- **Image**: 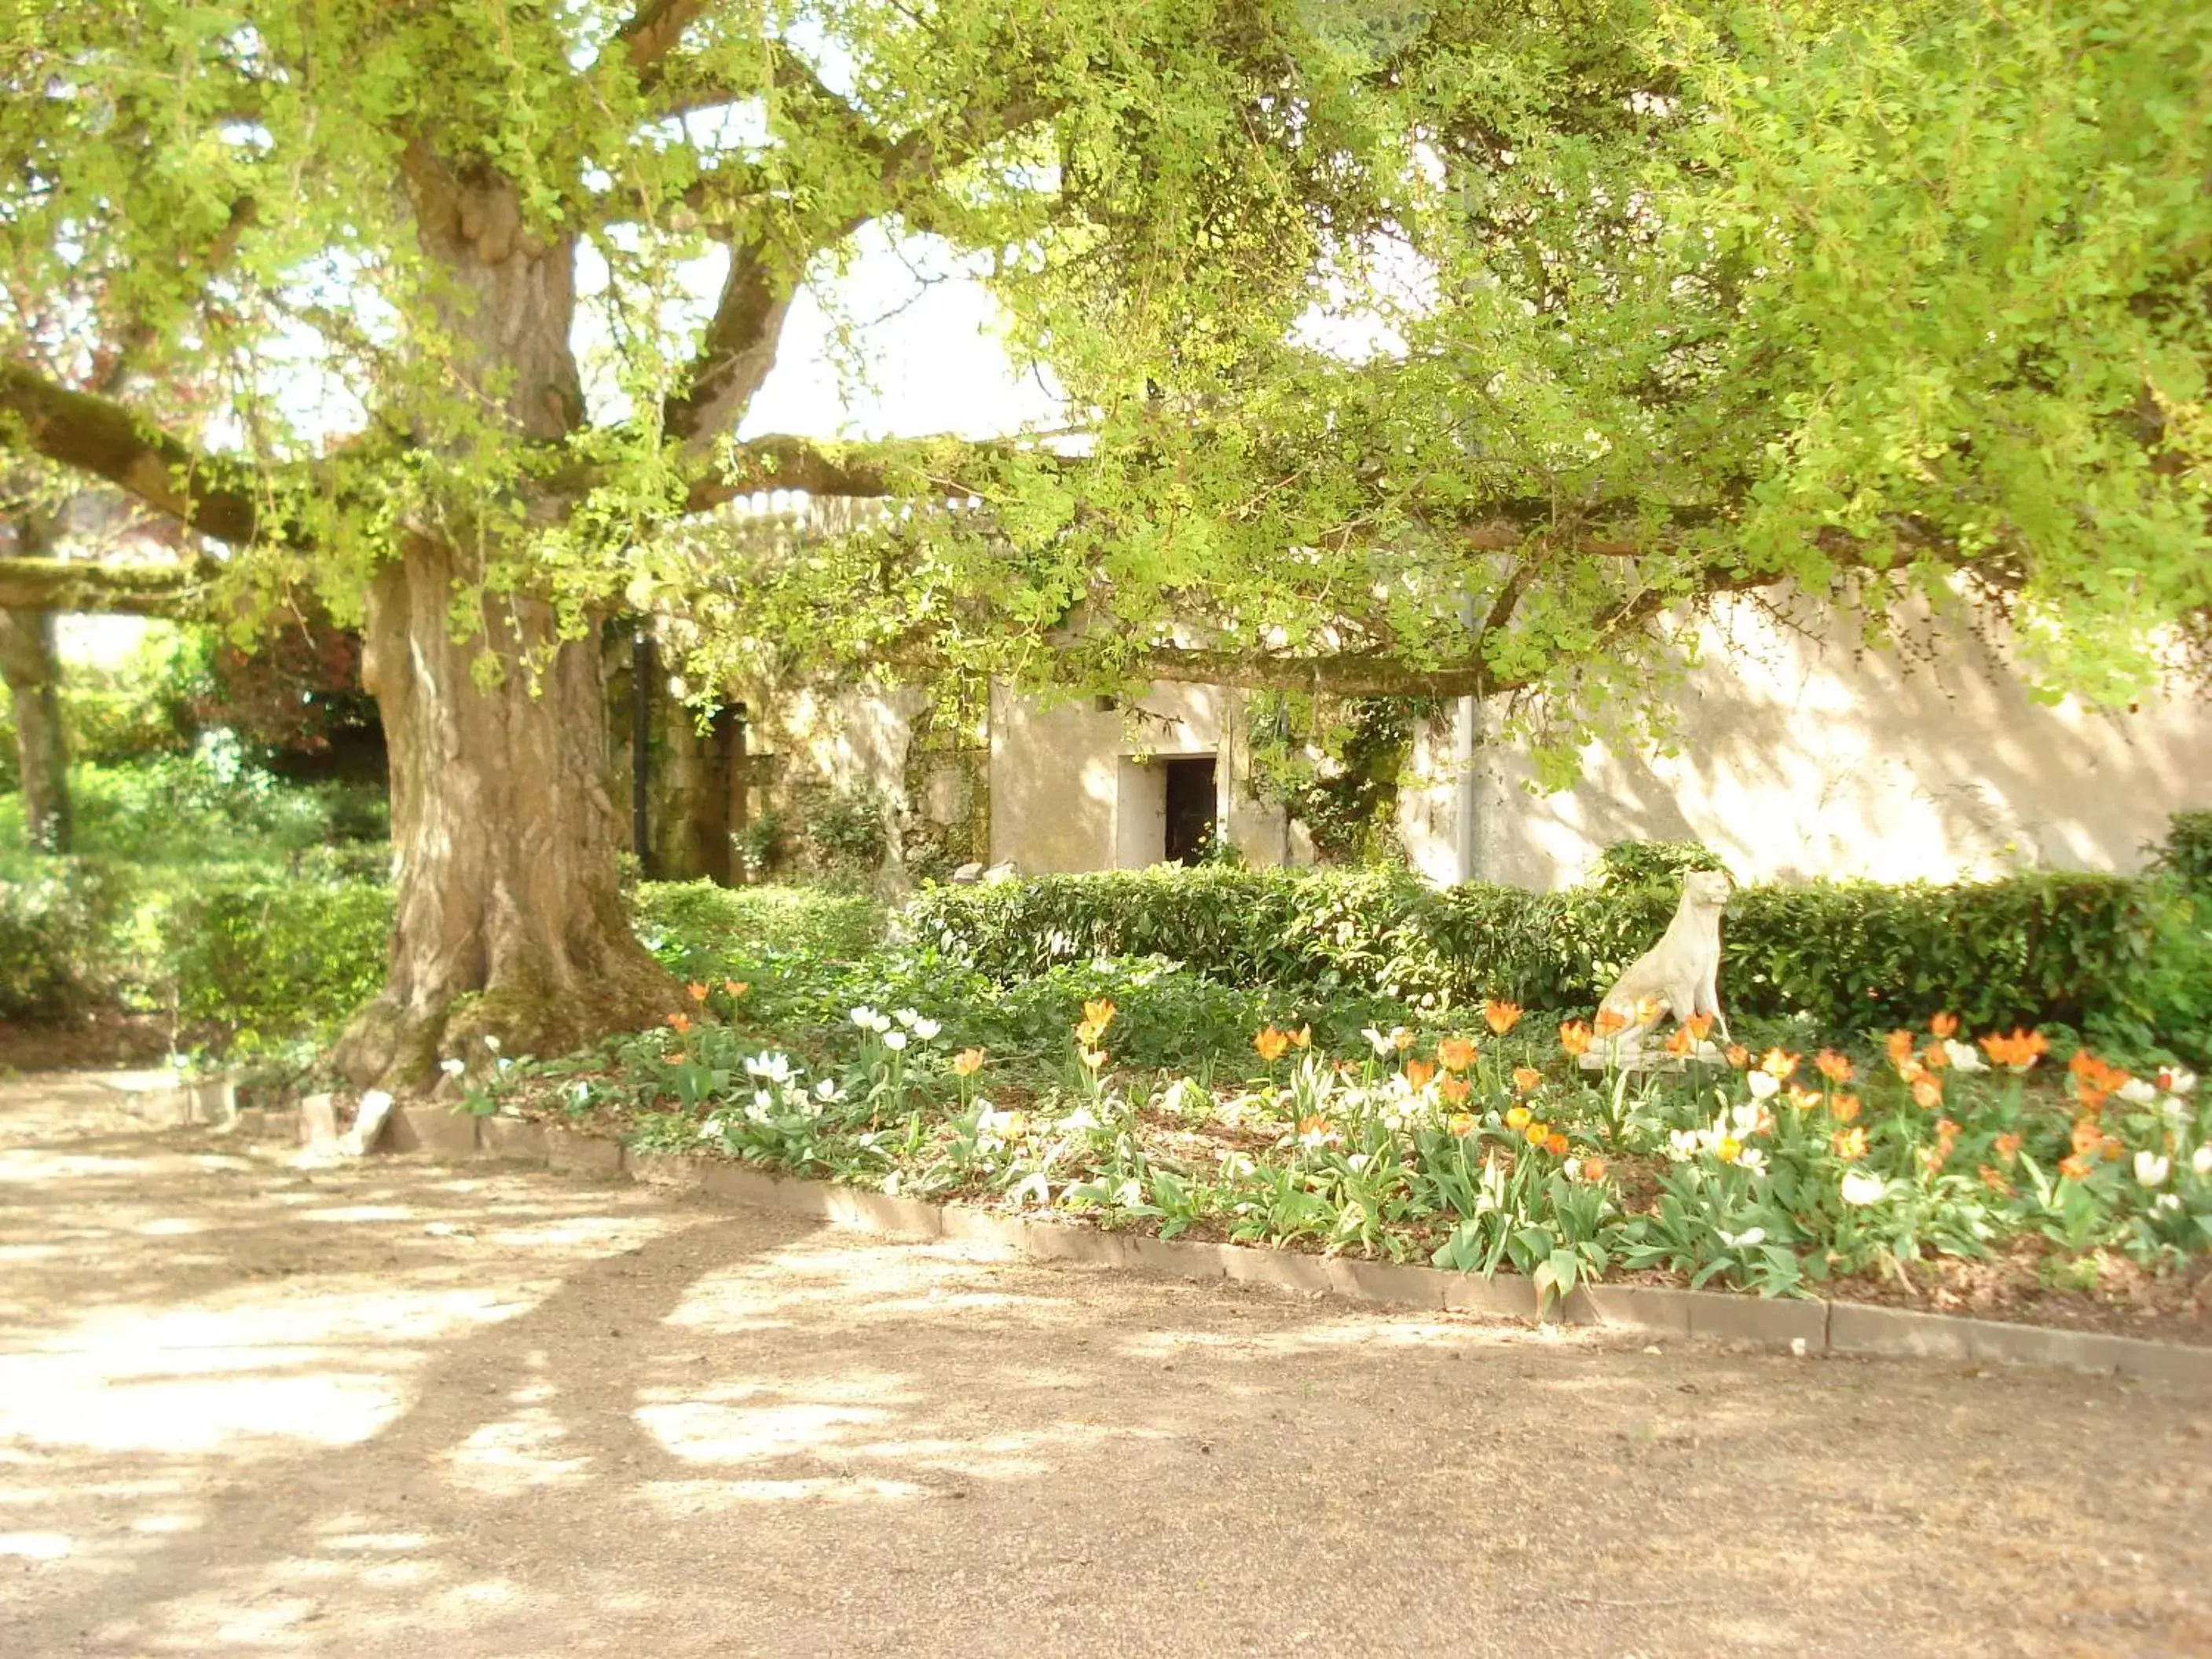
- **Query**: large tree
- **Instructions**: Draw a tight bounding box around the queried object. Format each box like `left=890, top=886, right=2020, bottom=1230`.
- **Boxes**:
left=3, top=2, right=2207, bottom=1083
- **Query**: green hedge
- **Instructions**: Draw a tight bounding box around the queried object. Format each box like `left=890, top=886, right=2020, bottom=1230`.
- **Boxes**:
left=632, top=881, right=885, bottom=977
left=905, top=837, right=2212, bottom=1060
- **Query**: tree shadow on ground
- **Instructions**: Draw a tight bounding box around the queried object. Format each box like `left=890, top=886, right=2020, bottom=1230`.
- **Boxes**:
left=4, top=1103, right=2209, bottom=1656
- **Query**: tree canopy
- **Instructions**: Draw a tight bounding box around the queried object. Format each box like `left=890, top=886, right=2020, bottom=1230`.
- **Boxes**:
left=5, top=2, right=2206, bottom=745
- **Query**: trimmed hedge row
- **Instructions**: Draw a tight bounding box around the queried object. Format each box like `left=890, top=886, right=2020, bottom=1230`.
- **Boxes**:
left=904, top=850, right=2212, bottom=1059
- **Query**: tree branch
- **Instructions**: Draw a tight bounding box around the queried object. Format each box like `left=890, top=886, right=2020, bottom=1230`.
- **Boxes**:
left=0, top=364, right=267, bottom=548
left=618, top=0, right=713, bottom=91
left=0, top=554, right=221, bottom=617
left=662, top=240, right=803, bottom=448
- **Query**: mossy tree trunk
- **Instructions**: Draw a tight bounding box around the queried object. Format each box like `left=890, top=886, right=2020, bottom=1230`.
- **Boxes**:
left=0, top=512, right=69, bottom=853
left=330, top=537, right=676, bottom=1091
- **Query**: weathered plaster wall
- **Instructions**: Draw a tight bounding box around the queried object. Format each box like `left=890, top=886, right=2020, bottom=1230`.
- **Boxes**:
left=988, top=683, right=1300, bottom=873
left=1416, top=595, right=2212, bottom=891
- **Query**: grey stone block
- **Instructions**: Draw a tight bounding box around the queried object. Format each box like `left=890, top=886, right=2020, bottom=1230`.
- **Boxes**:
left=390, top=1103, right=480, bottom=1158
left=939, top=1206, right=1025, bottom=1250
left=301, top=1093, right=341, bottom=1150
left=1437, top=1271, right=1541, bottom=1321
left=187, top=1075, right=236, bottom=1126
left=1021, top=1222, right=1127, bottom=1267
left=1826, top=1302, right=2212, bottom=1384
left=820, top=1186, right=943, bottom=1238
left=544, top=1126, right=624, bottom=1176
left=1334, top=1258, right=1448, bottom=1310
left=699, top=1160, right=819, bottom=1215
left=479, top=1116, right=549, bottom=1163
left=1121, top=1234, right=1232, bottom=1282
left=1573, top=1282, right=1695, bottom=1336
left=624, top=1149, right=705, bottom=1190
left=1682, top=1288, right=1829, bottom=1350
left=1220, top=1247, right=1335, bottom=1298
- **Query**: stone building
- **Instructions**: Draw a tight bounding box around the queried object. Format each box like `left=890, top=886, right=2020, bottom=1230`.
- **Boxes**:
left=632, top=507, right=2210, bottom=888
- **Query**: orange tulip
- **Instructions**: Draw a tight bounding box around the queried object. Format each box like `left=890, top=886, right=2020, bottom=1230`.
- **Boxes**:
left=665, top=1011, right=693, bottom=1035
left=1929, top=1011, right=1959, bottom=1040
left=953, top=1047, right=986, bottom=1079
left=2058, top=1153, right=2093, bottom=1181
left=1440, top=1075, right=1470, bottom=1104
left=1979, top=1027, right=2049, bottom=1071
left=1484, top=999, right=1523, bottom=1036
left=1993, top=1131, right=2022, bottom=1165
left=1921, top=1042, right=1949, bottom=1072
left=1437, top=1035, right=1478, bottom=1072
left=1760, top=1048, right=1799, bottom=1081
left=1978, top=1164, right=2012, bottom=1194
left=1558, top=1020, right=1593, bottom=1057
left=1512, top=1065, right=1544, bottom=1094
left=1785, top=1084, right=1822, bottom=1113
left=2099, top=1135, right=2124, bottom=1163
left=1446, top=1111, right=1475, bottom=1137
left=1910, top=1076, right=1943, bottom=1110
left=1832, top=1126, right=1868, bottom=1160
left=1885, top=1030, right=1917, bottom=1069
left=2070, top=1119, right=2102, bottom=1157
left=1664, top=1026, right=1694, bottom=1057
left=1725, top=1044, right=1750, bottom=1069
left=687, top=981, right=709, bottom=1002
left=1683, top=1012, right=1715, bottom=1042
left=723, top=980, right=749, bottom=998
left=1404, top=1058, right=1437, bottom=1090
left=1594, top=1008, right=1628, bottom=1037
left=1544, top=1131, right=1569, bottom=1157
left=1580, top=1156, right=1610, bottom=1184
left=1289, top=1026, right=1313, bottom=1049
left=1815, top=1049, right=1854, bottom=1083
left=1829, top=1092, right=1862, bottom=1123
left=1253, top=1027, right=1291, bottom=1063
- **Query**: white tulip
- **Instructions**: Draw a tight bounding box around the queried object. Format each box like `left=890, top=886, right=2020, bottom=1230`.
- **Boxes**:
left=2118, top=1078, right=2159, bottom=1106
left=1941, top=1040, right=1986, bottom=1073
left=1840, top=1170, right=1886, bottom=1207
left=1747, top=1071, right=1780, bottom=1101
left=912, top=1017, right=943, bottom=1041
left=883, top=1030, right=908, bottom=1052
left=2133, top=1151, right=2170, bottom=1188
left=2157, top=1066, right=2197, bottom=1097
left=2193, top=1144, right=2212, bottom=1177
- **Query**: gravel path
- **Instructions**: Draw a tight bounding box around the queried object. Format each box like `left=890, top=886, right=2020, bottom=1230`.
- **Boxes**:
left=2, top=1073, right=2207, bottom=1657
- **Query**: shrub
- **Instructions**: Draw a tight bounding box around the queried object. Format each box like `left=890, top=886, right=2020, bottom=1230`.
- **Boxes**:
left=632, top=881, right=885, bottom=979
left=0, top=861, right=130, bottom=1021
left=906, top=833, right=2212, bottom=1061
left=2152, top=811, right=2212, bottom=891
left=161, top=865, right=394, bottom=1050
left=803, top=787, right=891, bottom=878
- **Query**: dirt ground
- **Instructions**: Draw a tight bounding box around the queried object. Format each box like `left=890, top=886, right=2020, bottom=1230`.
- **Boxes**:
left=2, top=1074, right=2208, bottom=1658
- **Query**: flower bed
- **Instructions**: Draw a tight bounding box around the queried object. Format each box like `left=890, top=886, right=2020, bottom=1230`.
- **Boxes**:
left=470, top=980, right=2212, bottom=1335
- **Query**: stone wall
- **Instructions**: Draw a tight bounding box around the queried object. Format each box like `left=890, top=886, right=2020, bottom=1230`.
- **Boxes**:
left=987, top=683, right=1304, bottom=873
left=1397, top=593, right=2212, bottom=889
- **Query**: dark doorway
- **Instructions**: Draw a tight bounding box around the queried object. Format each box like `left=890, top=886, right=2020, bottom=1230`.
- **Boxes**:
left=1163, top=756, right=1218, bottom=866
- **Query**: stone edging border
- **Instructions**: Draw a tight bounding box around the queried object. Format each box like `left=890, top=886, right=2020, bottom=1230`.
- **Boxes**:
left=222, top=1097, right=2209, bottom=1387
